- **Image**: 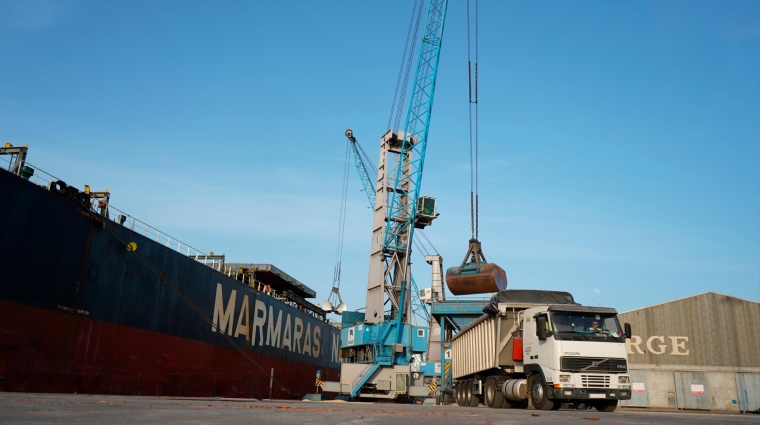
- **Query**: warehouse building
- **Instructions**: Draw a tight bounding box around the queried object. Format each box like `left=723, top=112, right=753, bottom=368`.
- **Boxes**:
left=617, top=292, right=760, bottom=412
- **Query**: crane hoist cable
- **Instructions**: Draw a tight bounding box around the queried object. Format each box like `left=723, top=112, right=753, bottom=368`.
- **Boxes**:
left=323, top=141, right=351, bottom=314
left=388, top=0, right=425, bottom=131
left=467, top=0, right=479, bottom=240
left=445, top=0, right=508, bottom=296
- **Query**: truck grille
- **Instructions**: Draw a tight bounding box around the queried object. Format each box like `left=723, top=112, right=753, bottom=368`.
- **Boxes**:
left=560, top=357, right=627, bottom=372
left=582, top=375, right=611, bottom=388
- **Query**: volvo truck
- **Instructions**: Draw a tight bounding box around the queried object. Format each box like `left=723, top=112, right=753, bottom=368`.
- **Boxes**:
left=451, top=290, right=632, bottom=412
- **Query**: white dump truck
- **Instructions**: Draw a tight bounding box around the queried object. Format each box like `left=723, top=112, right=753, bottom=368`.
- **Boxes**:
left=451, top=290, right=632, bottom=412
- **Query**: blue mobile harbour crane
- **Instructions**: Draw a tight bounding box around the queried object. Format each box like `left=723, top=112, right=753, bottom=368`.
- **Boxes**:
left=320, top=0, right=506, bottom=402
left=318, top=0, right=449, bottom=401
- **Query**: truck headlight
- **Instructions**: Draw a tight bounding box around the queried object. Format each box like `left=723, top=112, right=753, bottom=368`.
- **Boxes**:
left=618, top=376, right=630, bottom=384
left=559, top=375, right=571, bottom=383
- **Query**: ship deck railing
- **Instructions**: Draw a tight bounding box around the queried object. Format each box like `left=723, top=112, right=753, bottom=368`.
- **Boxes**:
left=1, top=155, right=60, bottom=191
left=4, top=155, right=327, bottom=321
left=220, top=268, right=328, bottom=322
left=1, top=155, right=225, bottom=272
left=106, top=204, right=220, bottom=268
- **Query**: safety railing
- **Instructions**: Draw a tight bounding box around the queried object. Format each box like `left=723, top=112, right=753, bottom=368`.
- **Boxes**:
left=4, top=154, right=327, bottom=321
left=105, top=204, right=215, bottom=266
left=221, top=268, right=328, bottom=322
left=1, top=154, right=222, bottom=270
left=1, top=156, right=62, bottom=191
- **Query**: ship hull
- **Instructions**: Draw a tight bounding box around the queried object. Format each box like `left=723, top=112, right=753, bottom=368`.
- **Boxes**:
left=0, top=168, right=339, bottom=398
left=0, top=300, right=331, bottom=398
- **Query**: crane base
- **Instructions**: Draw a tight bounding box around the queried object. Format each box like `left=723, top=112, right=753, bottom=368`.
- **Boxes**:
left=445, top=263, right=508, bottom=295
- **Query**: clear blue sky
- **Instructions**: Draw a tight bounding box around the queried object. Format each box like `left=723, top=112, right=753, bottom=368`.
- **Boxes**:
left=2, top=0, right=758, bottom=315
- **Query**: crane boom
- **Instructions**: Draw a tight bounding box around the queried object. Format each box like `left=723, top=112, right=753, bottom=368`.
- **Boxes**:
left=386, top=0, right=447, bottom=259
left=344, top=129, right=376, bottom=208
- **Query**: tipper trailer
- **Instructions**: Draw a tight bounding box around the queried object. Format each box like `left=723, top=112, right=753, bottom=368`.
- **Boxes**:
left=450, top=290, right=632, bottom=412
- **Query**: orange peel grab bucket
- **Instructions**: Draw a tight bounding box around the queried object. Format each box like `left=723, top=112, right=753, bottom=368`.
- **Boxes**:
left=445, top=262, right=508, bottom=296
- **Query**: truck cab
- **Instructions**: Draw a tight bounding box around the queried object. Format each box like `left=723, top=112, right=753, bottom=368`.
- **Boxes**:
left=522, top=305, right=632, bottom=411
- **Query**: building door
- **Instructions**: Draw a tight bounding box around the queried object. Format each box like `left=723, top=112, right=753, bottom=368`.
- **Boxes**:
left=620, top=370, right=647, bottom=408
left=674, top=371, right=710, bottom=410
left=735, top=373, right=760, bottom=413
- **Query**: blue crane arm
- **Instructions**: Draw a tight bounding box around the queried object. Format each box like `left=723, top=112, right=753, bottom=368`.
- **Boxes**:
left=347, top=134, right=376, bottom=208
left=384, top=0, right=448, bottom=257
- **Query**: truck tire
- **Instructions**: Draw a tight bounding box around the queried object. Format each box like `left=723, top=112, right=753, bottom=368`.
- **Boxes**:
left=466, top=380, right=479, bottom=407
left=484, top=378, right=502, bottom=408
left=594, top=400, right=618, bottom=412
left=470, top=386, right=480, bottom=407
left=455, top=382, right=463, bottom=406
left=528, top=374, right=559, bottom=411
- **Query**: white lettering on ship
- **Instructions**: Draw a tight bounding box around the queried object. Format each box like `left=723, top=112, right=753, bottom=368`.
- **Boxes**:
left=211, top=283, right=324, bottom=359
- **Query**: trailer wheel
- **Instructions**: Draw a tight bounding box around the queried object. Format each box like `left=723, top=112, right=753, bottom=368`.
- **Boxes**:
left=463, top=380, right=472, bottom=407
left=469, top=380, right=480, bottom=407
left=528, top=374, right=559, bottom=411
left=463, top=380, right=478, bottom=407
left=455, top=382, right=463, bottom=406
left=484, top=378, right=502, bottom=408
left=594, top=400, right=618, bottom=412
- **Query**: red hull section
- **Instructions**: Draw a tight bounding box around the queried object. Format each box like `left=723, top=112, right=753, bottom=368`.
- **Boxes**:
left=0, top=300, right=336, bottom=399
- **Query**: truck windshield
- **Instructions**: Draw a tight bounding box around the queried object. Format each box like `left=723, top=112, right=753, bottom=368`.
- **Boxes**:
left=549, top=312, right=623, bottom=342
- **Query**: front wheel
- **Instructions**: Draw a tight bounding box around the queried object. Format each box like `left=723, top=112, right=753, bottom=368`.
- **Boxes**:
left=595, top=400, right=618, bottom=412
left=528, top=374, right=560, bottom=411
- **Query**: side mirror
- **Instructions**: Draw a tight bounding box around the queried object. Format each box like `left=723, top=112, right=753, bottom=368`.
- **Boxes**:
left=536, top=316, right=547, bottom=341
left=624, top=323, right=632, bottom=339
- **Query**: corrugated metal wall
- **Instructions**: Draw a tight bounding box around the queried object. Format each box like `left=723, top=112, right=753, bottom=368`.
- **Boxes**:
left=618, top=292, right=760, bottom=368
left=620, top=370, right=648, bottom=408
left=674, top=371, right=711, bottom=410
left=618, top=293, right=760, bottom=412
left=735, top=373, right=760, bottom=412
left=623, top=368, right=760, bottom=412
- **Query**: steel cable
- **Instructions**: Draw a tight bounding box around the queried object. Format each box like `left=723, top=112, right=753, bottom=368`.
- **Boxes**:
left=388, top=0, right=425, bottom=130
left=332, top=141, right=352, bottom=291
left=466, top=0, right=480, bottom=239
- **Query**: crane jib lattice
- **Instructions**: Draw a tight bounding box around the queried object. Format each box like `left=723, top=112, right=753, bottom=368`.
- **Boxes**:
left=383, top=0, right=448, bottom=259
